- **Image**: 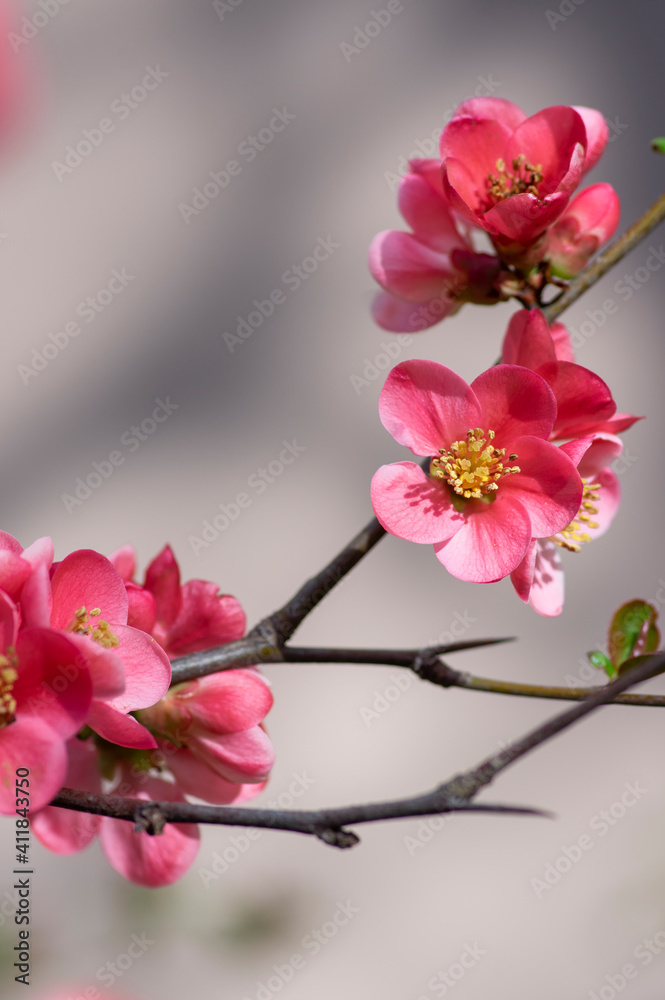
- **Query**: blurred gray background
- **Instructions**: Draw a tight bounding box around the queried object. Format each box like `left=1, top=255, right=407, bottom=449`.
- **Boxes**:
left=1, top=0, right=665, bottom=997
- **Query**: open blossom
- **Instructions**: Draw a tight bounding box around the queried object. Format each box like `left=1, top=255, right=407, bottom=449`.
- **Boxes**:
left=20, top=548, right=171, bottom=749
left=440, top=97, right=609, bottom=261
left=0, top=590, right=92, bottom=813
left=371, top=360, right=583, bottom=582
left=510, top=434, right=622, bottom=615
left=501, top=309, right=641, bottom=441
left=369, top=161, right=505, bottom=332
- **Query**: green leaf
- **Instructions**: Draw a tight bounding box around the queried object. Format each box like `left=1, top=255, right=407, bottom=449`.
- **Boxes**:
left=652, top=137, right=665, bottom=154
left=587, top=650, right=616, bottom=679
left=607, top=600, right=660, bottom=672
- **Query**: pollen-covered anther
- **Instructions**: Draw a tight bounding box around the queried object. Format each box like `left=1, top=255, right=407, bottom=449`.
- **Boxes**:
left=69, top=605, right=120, bottom=649
left=551, top=479, right=601, bottom=552
left=0, top=655, right=18, bottom=727
left=485, top=154, right=544, bottom=209
left=430, top=428, right=520, bottom=500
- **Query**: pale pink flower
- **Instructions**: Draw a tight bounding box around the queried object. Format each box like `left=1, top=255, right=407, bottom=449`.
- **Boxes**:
left=544, top=183, right=620, bottom=277
left=371, top=360, right=582, bottom=582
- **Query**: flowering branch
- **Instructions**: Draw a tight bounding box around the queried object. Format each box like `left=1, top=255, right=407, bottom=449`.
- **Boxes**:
left=50, top=652, right=665, bottom=846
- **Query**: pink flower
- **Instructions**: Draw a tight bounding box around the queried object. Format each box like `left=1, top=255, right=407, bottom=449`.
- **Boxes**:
left=440, top=98, right=608, bottom=258
left=20, top=549, right=171, bottom=750
left=369, top=161, right=505, bottom=332
left=0, top=591, right=92, bottom=814
left=544, top=183, right=620, bottom=277
left=501, top=309, right=641, bottom=439
left=110, top=544, right=246, bottom=658
left=371, top=360, right=583, bottom=582
left=511, top=434, right=622, bottom=615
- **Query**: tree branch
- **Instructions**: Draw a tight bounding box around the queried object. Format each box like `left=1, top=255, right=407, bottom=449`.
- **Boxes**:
left=50, top=653, right=665, bottom=846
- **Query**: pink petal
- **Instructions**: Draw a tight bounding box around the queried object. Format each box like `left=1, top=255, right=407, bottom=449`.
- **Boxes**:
left=501, top=309, right=557, bottom=368
left=0, top=551, right=30, bottom=600
left=166, top=583, right=246, bottom=656
left=15, top=629, right=92, bottom=738
left=442, top=158, right=491, bottom=229
left=398, top=173, right=466, bottom=252
left=371, top=462, right=464, bottom=544
left=499, top=435, right=582, bottom=537
left=470, top=365, right=556, bottom=443
left=101, top=625, right=171, bottom=713
left=63, top=632, right=125, bottom=700
left=550, top=321, right=576, bottom=362
left=369, top=230, right=460, bottom=303
left=452, top=97, right=527, bottom=132
left=0, top=716, right=67, bottom=814
left=570, top=412, right=642, bottom=436
left=547, top=183, right=620, bottom=276
left=379, top=360, right=481, bottom=456
left=50, top=550, right=129, bottom=629
left=589, top=466, right=620, bottom=538
left=109, top=543, right=136, bottom=582
left=539, top=360, right=616, bottom=439
left=528, top=540, right=565, bottom=617
left=440, top=117, right=514, bottom=206
left=510, top=539, right=538, bottom=603
left=0, top=589, right=18, bottom=649
left=86, top=701, right=158, bottom=749
left=506, top=106, right=588, bottom=190
left=175, top=670, right=273, bottom=734
left=371, top=290, right=458, bottom=333
left=576, top=433, right=623, bottom=476
left=144, top=545, right=182, bottom=628
left=189, top=726, right=275, bottom=784
left=31, top=738, right=102, bottom=853
left=167, top=746, right=258, bottom=804
left=21, top=535, right=54, bottom=571
left=19, top=561, right=52, bottom=628
left=126, top=582, right=156, bottom=633
left=484, top=189, right=571, bottom=244
left=434, top=493, right=533, bottom=582
left=0, top=530, right=23, bottom=555
left=100, top=776, right=200, bottom=887
left=573, top=106, right=609, bottom=173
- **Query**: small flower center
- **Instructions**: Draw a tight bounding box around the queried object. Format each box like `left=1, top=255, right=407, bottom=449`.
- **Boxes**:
left=430, top=427, right=521, bottom=500
left=0, top=650, right=18, bottom=728
left=70, top=606, right=119, bottom=649
left=485, top=154, right=544, bottom=208
left=551, top=479, right=601, bottom=552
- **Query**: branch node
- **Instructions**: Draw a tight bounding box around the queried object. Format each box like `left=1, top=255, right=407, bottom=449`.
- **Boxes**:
left=134, top=804, right=167, bottom=836
left=315, top=827, right=360, bottom=849
left=413, top=652, right=461, bottom=687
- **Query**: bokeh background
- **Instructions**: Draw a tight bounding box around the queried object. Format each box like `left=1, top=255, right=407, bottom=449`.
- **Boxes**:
left=1, top=0, right=665, bottom=997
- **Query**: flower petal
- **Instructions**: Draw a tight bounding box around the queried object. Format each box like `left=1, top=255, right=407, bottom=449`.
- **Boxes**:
left=31, top=738, right=102, bottom=853
left=0, top=716, right=67, bottom=814
left=50, top=550, right=129, bottom=629
left=379, top=360, right=481, bottom=456
left=499, top=435, right=582, bottom=537
left=397, top=172, right=466, bottom=252
left=189, top=726, right=275, bottom=784
left=470, top=365, right=556, bottom=443
left=101, top=625, right=171, bottom=713
left=528, top=540, right=565, bottom=617
left=501, top=309, right=557, bottom=369
left=166, top=583, right=246, bottom=657
left=433, top=493, right=532, bottom=582
left=144, top=545, right=182, bottom=628
left=371, top=462, right=464, bottom=544
left=573, top=106, right=609, bottom=173
left=369, top=230, right=459, bottom=302
left=371, top=290, right=457, bottom=332
left=86, top=701, right=158, bottom=749
left=452, top=97, right=527, bottom=132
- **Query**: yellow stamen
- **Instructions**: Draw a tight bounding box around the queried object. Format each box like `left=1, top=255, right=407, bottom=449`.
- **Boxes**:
left=485, top=155, right=544, bottom=209
left=551, top=480, right=601, bottom=552
left=0, top=652, right=18, bottom=728
left=69, top=606, right=119, bottom=649
left=430, top=427, right=520, bottom=500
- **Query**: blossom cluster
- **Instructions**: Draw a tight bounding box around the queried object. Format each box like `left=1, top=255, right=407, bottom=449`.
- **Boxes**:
left=369, top=98, right=620, bottom=331
left=0, top=538, right=272, bottom=885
